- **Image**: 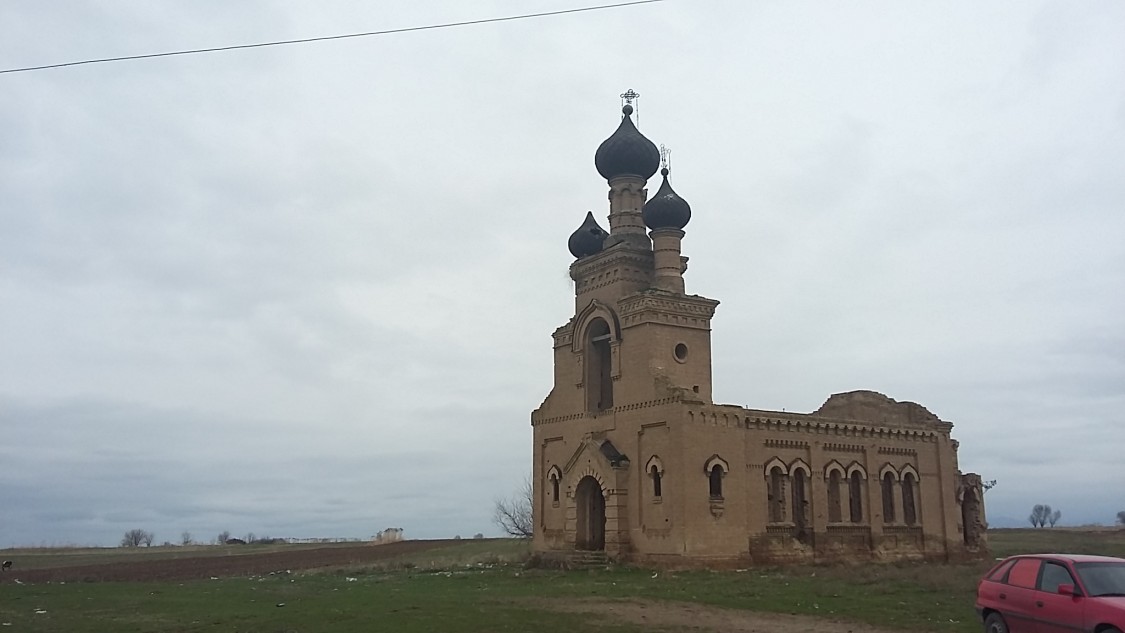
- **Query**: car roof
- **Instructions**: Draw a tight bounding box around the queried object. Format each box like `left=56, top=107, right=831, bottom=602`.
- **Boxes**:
left=1007, top=554, right=1125, bottom=564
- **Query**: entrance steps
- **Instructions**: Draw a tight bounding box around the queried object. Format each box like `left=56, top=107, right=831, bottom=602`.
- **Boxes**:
left=567, top=550, right=611, bottom=570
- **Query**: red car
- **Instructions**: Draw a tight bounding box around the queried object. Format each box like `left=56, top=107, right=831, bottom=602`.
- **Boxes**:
left=976, top=553, right=1125, bottom=633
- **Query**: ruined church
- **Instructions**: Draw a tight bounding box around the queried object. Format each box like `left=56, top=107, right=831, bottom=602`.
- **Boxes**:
left=530, top=95, right=987, bottom=564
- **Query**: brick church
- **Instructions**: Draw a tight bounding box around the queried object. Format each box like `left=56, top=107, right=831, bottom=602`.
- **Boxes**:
left=530, top=94, right=988, bottom=564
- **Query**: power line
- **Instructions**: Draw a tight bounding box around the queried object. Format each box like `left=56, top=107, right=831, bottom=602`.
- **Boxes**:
left=1, top=0, right=663, bottom=75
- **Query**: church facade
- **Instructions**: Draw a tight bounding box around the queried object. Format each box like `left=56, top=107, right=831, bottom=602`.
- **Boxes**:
left=530, top=97, right=988, bottom=565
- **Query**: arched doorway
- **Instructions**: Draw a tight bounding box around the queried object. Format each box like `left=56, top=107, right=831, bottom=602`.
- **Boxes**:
left=575, top=476, right=605, bottom=551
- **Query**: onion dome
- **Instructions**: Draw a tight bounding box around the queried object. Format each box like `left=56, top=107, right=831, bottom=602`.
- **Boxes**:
left=642, top=168, right=691, bottom=229
left=594, top=104, right=661, bottom=181
left=568, top=211, right=609, bottom=258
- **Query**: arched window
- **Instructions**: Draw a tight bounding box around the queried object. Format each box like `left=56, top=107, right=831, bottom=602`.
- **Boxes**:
left=768, top=466, right=786, bottom=522
left=881, top=472, right=897, bottom=523
left=651, top=465, right=662, bottom=498
left=791, top=468, right=809, bottom=531
left=902, top=473, right=918, bottom=525
left=585, top=318, right=614, bottom=412
left=848, top=471, right=864, bottom=523
left=709, top=465, right=724, bottom=499
left=547, top=468, right=561, bottom=506
left=827, top=470, right=843, bottom=523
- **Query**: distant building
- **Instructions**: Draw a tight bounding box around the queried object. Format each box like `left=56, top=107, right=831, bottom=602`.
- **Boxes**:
left=373, top=528, right=404, bottom=544
left=531, top=97, right=987, bottom=565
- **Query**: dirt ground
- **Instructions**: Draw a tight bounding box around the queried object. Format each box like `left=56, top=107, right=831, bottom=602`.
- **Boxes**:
left=538, top=598, right=902, bottom=633
left=0, top=539, right=458, bottom=584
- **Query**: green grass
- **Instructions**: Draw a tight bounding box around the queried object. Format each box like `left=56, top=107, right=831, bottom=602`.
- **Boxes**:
left=986, top=527, right=1125, bottom=558
left=0, top=571, right=643, bottom=633
left=2, top=529, right=1122, bottom=633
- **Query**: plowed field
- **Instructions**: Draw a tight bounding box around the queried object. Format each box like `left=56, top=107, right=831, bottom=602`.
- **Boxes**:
left=0, top=539, right=460, bottom=584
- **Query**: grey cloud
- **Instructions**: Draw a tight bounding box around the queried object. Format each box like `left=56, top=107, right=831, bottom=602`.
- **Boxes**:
left=2, top=1, right=1123, bottom=545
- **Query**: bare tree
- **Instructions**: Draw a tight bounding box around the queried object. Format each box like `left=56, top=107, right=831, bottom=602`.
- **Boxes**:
left=1117, top=510, right=1125, bottom=526
left=181, top=531, right=192, bottom=546
left=120, top=529, right=154, bottom=548
left=1048, top=509, right=1061, bottom=527
left=1029, top=504, right=1053, bottom=528
left=493, top=476, right=533, bottom=538
left=216, top=530, right=231, bottom=545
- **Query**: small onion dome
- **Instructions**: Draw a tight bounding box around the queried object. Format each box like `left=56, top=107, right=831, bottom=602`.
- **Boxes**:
left=568, top=211, right=609, bottom=258
left=594, top=104, right=661, bottom=181
left=642, top=168, right=691, bottom=229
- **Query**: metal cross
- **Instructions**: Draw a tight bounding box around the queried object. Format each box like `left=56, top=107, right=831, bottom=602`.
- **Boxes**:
left=620, top=89, right=640, bottom=105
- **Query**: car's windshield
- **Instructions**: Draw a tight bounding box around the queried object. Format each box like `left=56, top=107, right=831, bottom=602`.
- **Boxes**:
left=1075, top=562, right=1125, bottom=597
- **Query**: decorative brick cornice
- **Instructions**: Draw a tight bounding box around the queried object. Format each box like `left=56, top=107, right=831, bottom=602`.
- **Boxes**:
left=552, top=321, right=574, bottom=348
left=764, top=438, right=809, bottom=450
left=570, top=245, right=654, bottom=296
left=571, top=244, right=653, bottom=278
left=531, top=395, right=683, bottom=426
left=687, top=405, right=947, bottom=442
left=824, top=442, right=865, bottom=454
left=878, top=446, right=918, bottom=457
left=617, top=291, right=719, bottom=330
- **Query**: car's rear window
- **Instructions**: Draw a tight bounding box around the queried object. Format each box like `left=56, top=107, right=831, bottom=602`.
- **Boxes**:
left=988, top=559, right=1016, bottom=581
left=1007, top=558, right=1041, bottom=588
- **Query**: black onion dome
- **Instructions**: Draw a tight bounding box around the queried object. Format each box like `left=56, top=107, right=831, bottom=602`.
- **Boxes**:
left=594, top=104, right=661, bottom=181
left=642, top=168, right=691, bottom=229
left=568, top=211, right=609, bottom=258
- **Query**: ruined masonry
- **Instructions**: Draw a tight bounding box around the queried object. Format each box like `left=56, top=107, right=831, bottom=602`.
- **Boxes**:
left=531, top=98, right=987, bottom=564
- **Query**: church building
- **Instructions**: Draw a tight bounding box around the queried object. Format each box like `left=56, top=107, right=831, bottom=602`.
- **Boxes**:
left=530, top=95, right=988, bottom=564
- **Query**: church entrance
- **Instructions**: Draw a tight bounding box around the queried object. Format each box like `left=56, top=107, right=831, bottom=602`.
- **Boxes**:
left=575, top=476, right=605, bottom=551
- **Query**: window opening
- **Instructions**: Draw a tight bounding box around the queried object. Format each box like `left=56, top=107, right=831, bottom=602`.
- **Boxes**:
left=902, top=473, right=917, bottom=525
left=709, top=465, right=723, bottom=499
left=651, top=465, right=662, bottom=498
left=585, top=319, right=614, bottom=412
left=1007, top=558, right=1041, bottom=589
left=881, top=472, right=896, bottom=523
left=827, top=470, right=843, bottom=523
left=792, top=469, right=809, bottom=536
left=1039, top=562, right=1075, bottom=594
left=768, top=466, right=786, bottom=522
left=848, top=471, right=864, bottom=523
left=673, top=343, right=688, bottom=362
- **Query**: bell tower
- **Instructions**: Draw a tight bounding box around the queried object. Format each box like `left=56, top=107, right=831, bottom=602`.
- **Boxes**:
left=537, top=93, right=719, bottom=420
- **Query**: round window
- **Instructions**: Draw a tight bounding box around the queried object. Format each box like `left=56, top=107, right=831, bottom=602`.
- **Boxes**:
left=674, top=343, right=689, bottom=363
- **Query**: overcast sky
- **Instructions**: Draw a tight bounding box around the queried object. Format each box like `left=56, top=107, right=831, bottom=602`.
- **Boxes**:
left=1, top=0, right=1122, bottom=548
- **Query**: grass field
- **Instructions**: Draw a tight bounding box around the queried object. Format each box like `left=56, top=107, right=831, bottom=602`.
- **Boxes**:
left=1, top=529, right=1122, bottom=632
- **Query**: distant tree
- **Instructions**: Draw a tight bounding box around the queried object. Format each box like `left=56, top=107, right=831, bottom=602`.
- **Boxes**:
left=1048, top=509, right=1061, bottom=527
left=142, top=531, right=155, bottom=547
left=216, top=530, right=231, bottom=545
left=1029, top=504, right=1053, bottom=528
left=982, top=480, right=998, bottom=493
left=1118, top=510, right=1125, bottom=526
left=120, top=529, right=154, bottom=548
left=453, top=535, right=461, bottom=540
left=181, top=532, right=192, bottom=546
left=473, top=533, right=484, bottom=539
left=493, top=476, right=533, bottom=538
left=245, top=532, right=256, bottom=544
